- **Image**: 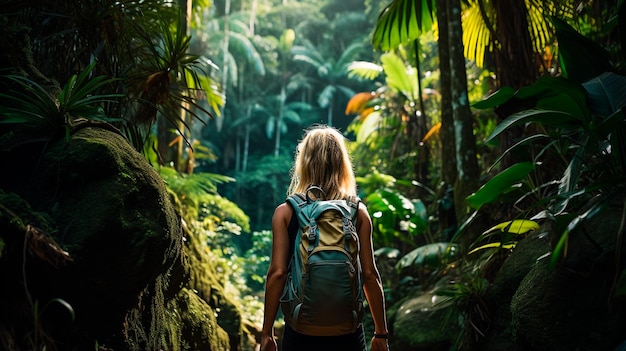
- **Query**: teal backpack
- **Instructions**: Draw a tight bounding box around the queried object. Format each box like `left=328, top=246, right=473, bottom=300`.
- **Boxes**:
left=280, top=186, right=364, bottom=336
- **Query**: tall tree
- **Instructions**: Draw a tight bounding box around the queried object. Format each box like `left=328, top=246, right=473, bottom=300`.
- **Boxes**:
left=436, top=0, right=458, bottom=234
left=372, top=0, right=480, bottom=222
left=447, top=0, right=480, bottom=219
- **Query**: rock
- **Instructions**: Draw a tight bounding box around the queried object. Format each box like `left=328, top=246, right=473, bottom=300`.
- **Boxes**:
left=509, top=206, right=626, bottom=351
left=483, top=204, right=626, bottom=351
left=391, top=292, right=459, bottom=351
left=482, top=227, right=552, bottom=351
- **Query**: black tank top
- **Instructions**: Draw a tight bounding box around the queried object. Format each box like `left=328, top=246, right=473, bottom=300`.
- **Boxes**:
left=286, top=201, right=299, bottom=266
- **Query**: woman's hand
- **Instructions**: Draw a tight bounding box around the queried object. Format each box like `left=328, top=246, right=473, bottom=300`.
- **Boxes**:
left=370, top=336, right=389, bottom=351
left=259, top=335, right=277, bottom=351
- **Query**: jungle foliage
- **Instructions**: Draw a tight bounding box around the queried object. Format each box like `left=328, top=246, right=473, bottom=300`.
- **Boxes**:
left=2, top=0, right=626, bottom=349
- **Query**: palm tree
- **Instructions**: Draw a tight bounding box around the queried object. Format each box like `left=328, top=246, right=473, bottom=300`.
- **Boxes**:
left=253, top=89, right=311, bottom=158
left=292, top=41, right=365, bottom=126
left=189, top=6, right=268, bottom=177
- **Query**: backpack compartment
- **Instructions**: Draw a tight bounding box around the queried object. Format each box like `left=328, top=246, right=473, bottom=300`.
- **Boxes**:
left=300, top=249, right=358, bottom=326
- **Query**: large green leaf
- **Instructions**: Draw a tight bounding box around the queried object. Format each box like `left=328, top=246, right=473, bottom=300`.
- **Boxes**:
left=484, top=109, right=577, bottom=144
left=582, top=72, right=626, bottom=117
left=469, top=219, right=539, bottom=255
left=552, top=17, right=613, bottom=83
left=355, top=111, right=382, bottom=144
left=466, top=162, right=536, bottom=210
left=475, top=76, right=589, bottom=127
left=348, top=61, right=384, bottom=80
left=517, top=77, right=588, bottom=116
left=472, top=86, right=515, bottom=109
left=365, top=187, right=427, bottom=241
left=395, top=242, right=458, bottom=271
left=380, top=52, right=418, bottom=100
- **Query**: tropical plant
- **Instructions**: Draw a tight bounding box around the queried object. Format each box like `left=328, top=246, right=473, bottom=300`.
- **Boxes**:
left=193, top=10, right=266, bottom=92
left=395, top=242, right=459, bottom=289
left=126, top=14, right=224, bottom=169
left=0, top=1, right=223, bottom=167
left=0, top=63, right=123, bottom=149
left=467, top=10, right=626, bottom=267
left=157, top=166, right=249, bottom=230
left=370, top=0, right=436, bottom=52
left=437, top=274, right=490, bottom=350
left=357, top=170, right=431, bottom=248
left=372, top=0, right=574, bottom=86
left=347, top=51, right=429, bottom=182
left=467, top=219, right=539, bottom=255
left=253, top=91, right=311, bottom=158
left=371, top=0, right=481, bottom=228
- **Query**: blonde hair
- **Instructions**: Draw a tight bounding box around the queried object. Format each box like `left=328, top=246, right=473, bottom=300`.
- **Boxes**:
left=287, top=125, right=357, bottom=200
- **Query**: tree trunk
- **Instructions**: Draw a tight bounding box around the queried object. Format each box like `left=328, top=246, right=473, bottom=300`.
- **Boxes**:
left=436, top=0, right=457, bottom=239
left=215, top=0, right=231, bottom=133
left=412, top=40, right=431, bottom=201
left=492, top=0, right=536, bottom=170
left=243, top=107, right=251, bottom=173
left=327, top=97, right=334, bottom=127
left=448, top=0, right=480, bottom=220
left=492, top=0, right=536, bottom=89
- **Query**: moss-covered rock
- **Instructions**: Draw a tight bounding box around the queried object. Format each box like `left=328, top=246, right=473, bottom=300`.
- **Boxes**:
left=165, top=287, right=231, bottom=351
left=509, top=206, right=626, bottom=351
left=390, top=292, right=459, bottom=351
left=483, top=204, right=626, bottom=351
left=0, top=127, right=238, bottom=350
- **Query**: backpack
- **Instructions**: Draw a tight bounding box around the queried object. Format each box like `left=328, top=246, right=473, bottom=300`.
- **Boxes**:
left=280, top=186, right=364, bottom=336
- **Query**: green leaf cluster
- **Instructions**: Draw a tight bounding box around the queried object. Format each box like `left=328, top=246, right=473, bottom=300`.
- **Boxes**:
left=0, top=63, right=123, bottom=148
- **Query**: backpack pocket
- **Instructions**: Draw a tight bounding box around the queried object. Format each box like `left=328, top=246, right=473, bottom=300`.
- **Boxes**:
left=299, top=251, right=357, bottom=326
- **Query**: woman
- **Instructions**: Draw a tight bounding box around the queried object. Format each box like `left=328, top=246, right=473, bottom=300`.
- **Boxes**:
left=260, top=125, right=390, bottom=351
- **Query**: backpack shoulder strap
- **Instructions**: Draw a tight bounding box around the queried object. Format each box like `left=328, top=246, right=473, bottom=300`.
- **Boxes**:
left=286, top=193, right=310, bottom=227
left=341, top=196, right=360, bottom=252
left=345, top=196, right=360, bottom=222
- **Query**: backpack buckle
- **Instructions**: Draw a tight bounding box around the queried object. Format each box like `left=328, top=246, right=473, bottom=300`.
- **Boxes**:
left=307, top=223, right=317, bottom=251
left=342, top=217, right=355, bottom=237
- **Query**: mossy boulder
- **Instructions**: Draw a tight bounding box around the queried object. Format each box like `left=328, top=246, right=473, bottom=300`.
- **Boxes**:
left=0, top=126, right=236, bottom=350
left=390, top=292, right=459, bottom=351
left=484, top=204, right=626, bottom=351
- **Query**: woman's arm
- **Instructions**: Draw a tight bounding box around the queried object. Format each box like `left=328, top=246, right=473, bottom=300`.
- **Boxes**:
left=260, top=203, right=292, bottom=351
left=357, top=203, right=390, bottom=351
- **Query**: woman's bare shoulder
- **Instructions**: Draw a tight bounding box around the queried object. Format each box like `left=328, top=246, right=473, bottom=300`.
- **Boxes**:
left=273, top=202, right=293, bottom=220
left=357, top=201, right=369, bottom=215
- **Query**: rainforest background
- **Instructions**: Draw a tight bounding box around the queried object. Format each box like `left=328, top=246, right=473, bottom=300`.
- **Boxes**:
left=1, top=0, right=625, bottom=350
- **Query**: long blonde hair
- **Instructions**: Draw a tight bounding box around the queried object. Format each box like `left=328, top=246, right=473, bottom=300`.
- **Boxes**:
left=287, top=125, right=357, bottom=200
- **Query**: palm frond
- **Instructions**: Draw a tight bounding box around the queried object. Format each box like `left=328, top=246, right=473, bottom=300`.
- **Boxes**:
left=462, top=3, right=493, bottom=67
left=348, top=61, right=384, bottom=80
left=336, top=42, right=366, bottom=67
left=372, top=0, right=437, bottom=51
left=318, top=85, right=336, bottom=107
